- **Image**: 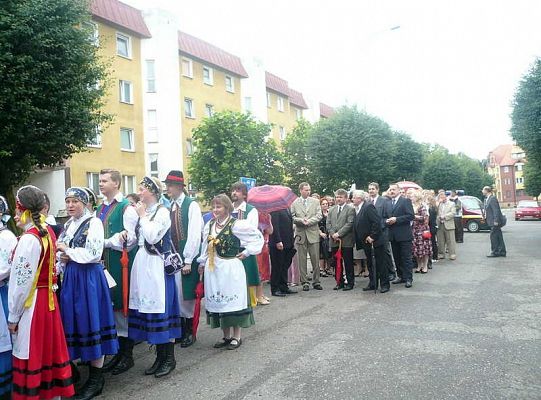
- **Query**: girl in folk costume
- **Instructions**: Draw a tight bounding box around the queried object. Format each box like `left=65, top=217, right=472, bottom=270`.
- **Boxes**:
left=8, top=185, right=74, bottom=400
left=0, top=196, right=17, bottom=398
left=129, top=177, right=181, bottom=378
left=56, top=188, right=118, bottom=400
left=197, top=194, right=263, bottom=350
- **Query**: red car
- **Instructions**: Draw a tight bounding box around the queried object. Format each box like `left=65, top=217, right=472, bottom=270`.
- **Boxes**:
left=515, top=200, right=541, bottom=221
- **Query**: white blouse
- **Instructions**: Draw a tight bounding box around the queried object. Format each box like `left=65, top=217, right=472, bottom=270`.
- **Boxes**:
left=171, top=195, right=202, bottom=264
left=0, top=228, right=17, bottom=282
left=138, top=204, right=171, bottom=246
left=59, top=212, right=104, bottom=264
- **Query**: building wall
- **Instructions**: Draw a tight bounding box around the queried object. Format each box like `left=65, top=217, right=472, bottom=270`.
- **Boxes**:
left=498, top=165, right=515, bottom=205
left=266, top=90, right=291, bottom=144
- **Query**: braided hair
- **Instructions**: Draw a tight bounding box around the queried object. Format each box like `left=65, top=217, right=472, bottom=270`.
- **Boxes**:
left=17, top=186, right=48, bottom=237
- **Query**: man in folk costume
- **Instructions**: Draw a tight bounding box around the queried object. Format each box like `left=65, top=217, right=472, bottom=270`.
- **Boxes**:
left=230, top=182, right=261, bottom=306
left=164, top=170, right=202, bottom=348
left=96, top=169, right=139, bottom=375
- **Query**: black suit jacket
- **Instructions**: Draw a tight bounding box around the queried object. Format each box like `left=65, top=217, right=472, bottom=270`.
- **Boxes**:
left=386, top=196, right=414, bottom=242
left=269, top=208, right=295, bottom=249
left=484, top=195, right=503, bottom=227
left=354, top=202, right=383, bottom=249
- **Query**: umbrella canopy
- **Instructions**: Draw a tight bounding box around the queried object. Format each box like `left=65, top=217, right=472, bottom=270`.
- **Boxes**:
left=397, top=181, right=422, bottom=191
left=192, top=274, right=204, bottom=339
left=247, top=185, right=297, bottom=213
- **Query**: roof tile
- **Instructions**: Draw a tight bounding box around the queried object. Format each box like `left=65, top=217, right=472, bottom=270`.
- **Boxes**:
left=265, top=72, right=289, bottom=96
left=319, top=102, right=335, bottom=118
left=91, top=0, right=151, bottom=38
left=289, top=88, right=308, bottom=109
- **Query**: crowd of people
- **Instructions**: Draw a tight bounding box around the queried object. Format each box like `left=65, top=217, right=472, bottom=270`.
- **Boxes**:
left=0, top=168, right=507, bottom=400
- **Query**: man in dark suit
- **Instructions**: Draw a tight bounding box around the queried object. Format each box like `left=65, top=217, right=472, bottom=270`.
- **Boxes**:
left=327, top=189, right=356, bottom=290
left=368, top=182, right=397, bottom=281
left=386, top=183, right=415, bottom=288
left=353, top=190, right=389, bottom=293
left=269, top=208, right=297, bottom=296
left=483, top=186, right=507, bottom=257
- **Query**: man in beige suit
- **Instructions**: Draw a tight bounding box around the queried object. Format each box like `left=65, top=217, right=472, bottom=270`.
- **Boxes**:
left=326, top=188, right=356, bottom=290
left=291, top=182, right=323, bottom=291
left=437, top=191, right=457, bottom=260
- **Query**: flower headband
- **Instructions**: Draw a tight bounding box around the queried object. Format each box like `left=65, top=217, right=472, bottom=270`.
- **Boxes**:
left=140, top=176, right=161, bottom=197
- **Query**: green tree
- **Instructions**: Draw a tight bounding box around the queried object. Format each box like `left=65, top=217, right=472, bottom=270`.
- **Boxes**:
left=522, top=157, right=541, bottom=198
left=421, top=146, right=465, bottom=191
left=188, top=111, right=284, bottom=201
left=0, top=0, right=111, bottom=197
left=511, top=58, right=541, bottom=195
left=456, top=153, right=493, bottom=197
left=391, top=131, right=425, bottom=182
left=282, top=119, right=313, bottom=191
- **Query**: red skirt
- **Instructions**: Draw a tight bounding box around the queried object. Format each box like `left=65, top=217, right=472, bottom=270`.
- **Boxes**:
left=12, top=289, right=74, bottom=400
left=256, top=242, right=271, bottom=282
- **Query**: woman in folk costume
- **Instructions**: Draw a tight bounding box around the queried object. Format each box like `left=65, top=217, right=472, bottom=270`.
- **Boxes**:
left=8, top=185, right=74, bottom=400
left=197, top=194, right=263, bottom=350
left=56, top=187, right=118, bottom=400
left=0, top=196, right=17, bottom=398
left=129, top=177, right=181, bottom=378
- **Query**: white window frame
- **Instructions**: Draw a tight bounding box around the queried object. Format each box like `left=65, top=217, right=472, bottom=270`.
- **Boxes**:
left=203, top=66, right=214, bottom=85
left=244, top=96, right=252, bottom=112
left=116, top=33, right=131, bottom=58
left=123, top=175, right=136, bottom=194
left=146, top=59, right=156, bottom=93
left=181, top=58, right=193, bottom=78
left=184, top=98, right=195, bottom=118
left=205, top=104, right=214, bottom=118
left=119, top=80, right=133, bottom=104
left=120, top=127, right=135, bottom=152
left=277, top=96, right=284, bottom=112
left=146, top=109, right=158, bottom=143
left=279, top=126, right=286, bottom=141
left=503, top=166, right=509, bottom=173
left=83, top=21, right=99, bottom=46
left=225, top=75, right=235, bottom=93
left=266, top=92, right=272, bottom=108
left=87, top=125, right=102, bottom=148
left=186, top=139, right=194, bottom=156
left=149, top=153, right=159, bottom=177
left=86, top=172, right=100, bottom=195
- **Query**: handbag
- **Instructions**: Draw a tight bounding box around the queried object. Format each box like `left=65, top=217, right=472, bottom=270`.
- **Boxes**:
left=422, top=230, right=432, bottom=240
left=500, top=214, right=507, bottom=227
left=152, top=243, right=184, bottom=275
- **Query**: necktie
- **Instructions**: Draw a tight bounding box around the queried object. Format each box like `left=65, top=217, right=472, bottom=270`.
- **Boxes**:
left=392, top=199, right=396, bottom=207
left=303, top=198, right=307, bottom=208
left=338, top=206, right=342, bottom=216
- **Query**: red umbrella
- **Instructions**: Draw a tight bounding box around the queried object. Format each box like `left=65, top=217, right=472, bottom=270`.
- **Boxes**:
left=335, top=239, right=343, bottom=286
left=120, top=242, right=129, bottom=317
left=247, top=185, right=297, bottom=214
left=192, top=273, right=204, bottom=340
left=397, top=181, right=422, bottom=191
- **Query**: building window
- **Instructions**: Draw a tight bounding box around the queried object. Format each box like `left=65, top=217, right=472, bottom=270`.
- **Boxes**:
left=149, top=153, right=158, bottom=177
left=87, top=125, right=102, bottom=148
left=277, top=96, right=284, bottom=112
left=116, top=33, right=131, bottom=58
left=225, top=75, right=234, bottom=92
left=146, top=60, right=156, bottom=92
left=120, top=128, right=134, bottom=151
left=147, top=109, right=158, bottom=142
left=505, top=191, right=511, bottom=198
left=123, top=175, right=136, bottom=194
left=119, top=80, right=133, bottom=104
left=296, top=108, right=302, bottom=120
left=186, top=139, right=194, bottom=156
left=266, top=92, right=271, bottom=108
left=83, top=22, right=99, bottom=46
left=279, top=126, right=286, bottom=141
left=516, top=177, right=523, bottom=184
left=184, top=98, right=195, bottom=118
left=203, top=66, right=213, bottom=85
left=181, top=58, right=193, bottom=78
left=244, top=97, right=252, bottom=112
left=503, top=166, right=509, bottom=173
left=205, top=104, right=214, bottom=118
left=515, top=164, right=523, bottom=171
left=87, top=172, right=100, bottom=194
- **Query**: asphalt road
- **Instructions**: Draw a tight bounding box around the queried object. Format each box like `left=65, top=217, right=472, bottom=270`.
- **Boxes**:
left=103, top=216, right=540, bottom=400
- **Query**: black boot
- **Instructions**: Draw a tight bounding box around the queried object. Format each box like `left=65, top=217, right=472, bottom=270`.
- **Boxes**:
left=180, top=318, right=196, bottom=348
left=111, top=337, right=134, bottom=375
left=144, top=344, right=166, bottom=375
left=75, top=366, right=105, bottom=400
left=175, top=318, right=186, bottom=344
left=155, top=342, right=176, bottom=378
left=102, top=353, right=121, bottom=373
left=70, top=361, right=81, bottom=385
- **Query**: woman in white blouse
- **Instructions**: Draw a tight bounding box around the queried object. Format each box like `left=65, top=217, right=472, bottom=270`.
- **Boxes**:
left=129, top=177, right=181, bottom=378
left=56, top=187, right=118, bottom=399
left=198, top=194, right=263, bottom=350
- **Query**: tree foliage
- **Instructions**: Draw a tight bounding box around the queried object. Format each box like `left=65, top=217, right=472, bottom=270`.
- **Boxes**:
left=188, top=111, right=284, bottom=201
left=281, top=119, right=313, bottom=191
left=0, top=0, right=111, bottom=194
left=390, top=131, right=424, bottom=182
left=522, top=158, right=541, bottom=198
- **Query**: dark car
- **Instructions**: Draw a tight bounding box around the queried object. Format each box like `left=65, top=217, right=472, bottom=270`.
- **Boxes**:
left=515, top=200, right=541, bottom=221
left=460, top=196, right=490, bottom=232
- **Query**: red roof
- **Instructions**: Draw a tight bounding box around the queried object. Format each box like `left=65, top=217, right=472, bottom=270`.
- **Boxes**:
left=289, top=88, right=308, bottom=109
left=178, top=31, right=248, bottom=78
left=91, top=0, right=151, bottom=38
left=489, top=144, right=515, bottom=166
left=265, top=72, right=289, bottom=96
left=320, top=102, right=335, bottom=118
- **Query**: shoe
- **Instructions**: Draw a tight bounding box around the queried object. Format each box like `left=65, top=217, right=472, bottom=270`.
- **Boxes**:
left=145, top=344, right=166, bottom=375
left=213, top=337, right=232, bottom=348
left=102, top=354, right=121, bottom=373
left=438, top=255, right=445, bottom=260
left=391, top=278, right=406, bottom=284
left=271, top=291, right=286, bottom=297
left=428, top=264, right=433, bottom=269
left=180, top=318, right=196, bottom=347
left=283, top=288, right=298, bottom=294
left=362, top=285, right=376, bottom=291
left=342, top=284, right=354, bottom=291
left=449, top=255, right=456, bottom=260
left=257, top=296, right=270, bottom=305
left=499, top=254, right=506, bottom=257
left=486, top=253, right=499, bottom=258
left=302, top=284, right=310, bottom=291
left=111, top=338, right=135, bottom=376
left=405, top=280, right=413, bottom=288
left=155, top=342, right=176, bottom=378
left=421, top=269, right=428, bottom=274
left=380, top=286, right=390, bottom=293
left=227, top=338, right=242, bottom=350
left=414, top=269, right=421, bottom=273
left=74, top=366, right=104, bottom=400
left=333, top=284, right=344, bottom=290
left=320, top=270, right=328, bottom=277
left=388, top=274, right=397, bottom=282
left=263, top=295, right=271, bottom=301
left=313, top=283, right=323, bottom=290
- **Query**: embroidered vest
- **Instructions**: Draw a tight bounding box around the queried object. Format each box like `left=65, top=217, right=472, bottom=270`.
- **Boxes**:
left=209, top=218, right=242, bottom=258
left=68, top=218, right=92, bottom=249
left=171, top=196, right=193, bottom=255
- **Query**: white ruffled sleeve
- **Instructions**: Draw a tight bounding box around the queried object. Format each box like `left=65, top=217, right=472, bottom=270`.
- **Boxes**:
left=65, top=217, right=104, bottom=264
left=105, top=205, right=138, bottom=251
left=183, top=201, right=203, bottom=264
left=140, top=207, right=171, bottom=245
left=196, top=221, right=210, bottom=266
left=232, top=219, right=264, bottom=257
left=8, top=234, right=42, bottom=323
left=0, top=230, right=17, bottom=281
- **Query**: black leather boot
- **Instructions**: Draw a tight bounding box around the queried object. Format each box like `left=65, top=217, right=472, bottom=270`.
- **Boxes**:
left=175, top=318, right=186, bottom=344
left=111, top=337, right=134, bottom=375
left=155, top=342, right=176, bottom=378
left=144, top=344, right=166, bottom=375
left=75, top=366, right=105, bottom=400
left=180, top=318, right=196, bottom=348
left=102, top=353, right=121, bottom=373
left=70, top=361, right=81, bottom=385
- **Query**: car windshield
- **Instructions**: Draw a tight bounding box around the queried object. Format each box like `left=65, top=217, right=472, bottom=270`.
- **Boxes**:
left=518, top=201, right=539, bottom=208
left=461, top=197, right=481, bottom=210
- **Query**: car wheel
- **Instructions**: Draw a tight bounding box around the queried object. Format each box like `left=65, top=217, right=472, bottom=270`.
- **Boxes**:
left=467, top=220, right=480, bottom=232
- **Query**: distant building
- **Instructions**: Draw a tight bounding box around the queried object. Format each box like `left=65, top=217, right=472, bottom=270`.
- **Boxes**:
left=487, top=144, right=533, bottom=206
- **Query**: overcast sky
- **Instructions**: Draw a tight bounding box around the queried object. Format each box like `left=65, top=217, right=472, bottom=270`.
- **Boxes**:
left=126, top=0, right=541, bottom=160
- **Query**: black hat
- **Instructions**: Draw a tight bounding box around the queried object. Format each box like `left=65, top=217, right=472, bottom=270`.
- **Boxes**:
left=163, top=170, right=184, bottom=185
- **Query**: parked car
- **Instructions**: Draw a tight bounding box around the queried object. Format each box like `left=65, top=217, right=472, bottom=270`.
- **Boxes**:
left=515, top=200, right=541, bottom=221
left=460, top=195, right=490, bottom=232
